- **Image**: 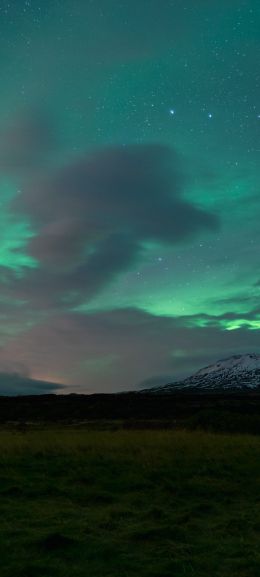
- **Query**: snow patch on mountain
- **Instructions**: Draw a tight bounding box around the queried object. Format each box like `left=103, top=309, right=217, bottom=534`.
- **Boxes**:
left=196, top=353, right=260, bottom=377
left=145, top=354, right=260, bottom=393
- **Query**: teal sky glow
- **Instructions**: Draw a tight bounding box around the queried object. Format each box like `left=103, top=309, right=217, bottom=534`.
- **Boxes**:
left=0, top=0, right=259, bottom=393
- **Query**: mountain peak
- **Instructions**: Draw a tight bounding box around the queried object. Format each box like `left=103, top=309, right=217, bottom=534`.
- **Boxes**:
left=144, top=353, right=260, bottom=393
left=196, top=353, right=260, bottom=377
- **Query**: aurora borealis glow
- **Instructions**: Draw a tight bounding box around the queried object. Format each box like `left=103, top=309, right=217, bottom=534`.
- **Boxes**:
left=0, top=0, right=259, bottom=393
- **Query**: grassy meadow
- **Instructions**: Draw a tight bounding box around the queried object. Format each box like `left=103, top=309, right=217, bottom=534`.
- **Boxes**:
left=0, top=428, right=260, bottom=576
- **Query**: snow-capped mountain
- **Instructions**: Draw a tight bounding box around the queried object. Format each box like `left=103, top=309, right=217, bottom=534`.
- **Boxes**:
left=147, top=354, right=260, bottom=393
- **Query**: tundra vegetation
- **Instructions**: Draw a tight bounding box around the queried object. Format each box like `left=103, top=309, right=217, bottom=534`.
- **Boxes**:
left=0, top=428, right=260, bottom=576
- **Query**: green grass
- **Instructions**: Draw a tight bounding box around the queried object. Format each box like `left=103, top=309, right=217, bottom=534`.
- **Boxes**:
left=0, top=428, right=260, bottom=576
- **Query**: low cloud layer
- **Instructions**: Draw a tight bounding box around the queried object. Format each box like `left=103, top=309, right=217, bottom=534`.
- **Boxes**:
left=0, top=373, right=64, bottom=396
left=0, top=359, right=64, bottom=396
left=0, top=307, right=258, bottom=393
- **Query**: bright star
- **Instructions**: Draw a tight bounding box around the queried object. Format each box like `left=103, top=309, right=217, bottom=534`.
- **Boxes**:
left=169, top=109, right=175, bottom=115
left=208, top=113, right=213, bottom=118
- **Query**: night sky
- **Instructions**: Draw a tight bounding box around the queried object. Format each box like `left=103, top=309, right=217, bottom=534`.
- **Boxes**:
left=0, top=0, right=259, bottom=394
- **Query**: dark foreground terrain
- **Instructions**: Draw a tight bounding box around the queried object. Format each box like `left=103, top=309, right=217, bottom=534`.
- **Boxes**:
left=1, top=393, right=260, bottom=576
left=1, top=428, right=260, bottom=577
left=1, top=392, right=260, bottom=434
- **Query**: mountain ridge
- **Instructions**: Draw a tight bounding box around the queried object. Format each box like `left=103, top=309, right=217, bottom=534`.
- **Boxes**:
left=143, top=353, right=260, bottom=393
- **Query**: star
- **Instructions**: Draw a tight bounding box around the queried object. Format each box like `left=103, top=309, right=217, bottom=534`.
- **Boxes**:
left=169, top=109, right=175, bottom=115
left=208, top=113, right=213, bottom=119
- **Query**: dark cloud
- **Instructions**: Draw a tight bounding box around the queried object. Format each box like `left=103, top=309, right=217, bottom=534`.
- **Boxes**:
left=0, top=373, right=63, bottom=396
left=13, top=144, right=218, bottom=307
left=0, top=359, right=64, bottom=395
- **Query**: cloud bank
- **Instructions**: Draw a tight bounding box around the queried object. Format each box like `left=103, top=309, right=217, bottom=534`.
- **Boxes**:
left=0, top=307, right=258, bottom=393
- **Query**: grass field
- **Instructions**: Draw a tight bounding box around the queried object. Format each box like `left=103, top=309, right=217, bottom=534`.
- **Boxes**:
left=0, top=428, right=260, bottom=576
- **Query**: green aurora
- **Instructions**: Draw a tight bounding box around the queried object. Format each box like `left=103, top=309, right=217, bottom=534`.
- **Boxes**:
left=0, top=0, right=259, bottom=392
